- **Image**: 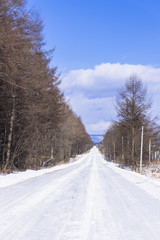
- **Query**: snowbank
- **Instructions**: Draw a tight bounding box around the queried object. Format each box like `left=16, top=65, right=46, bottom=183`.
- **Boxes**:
left=100, top=156, right=160, bottom=201
left=0, top=153, right=87, bottom=189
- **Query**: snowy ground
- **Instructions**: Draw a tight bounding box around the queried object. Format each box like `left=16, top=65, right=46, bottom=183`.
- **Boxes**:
left=0, top=147, right=160, bottom=240
left=0, top=153, right=87, bottom=189
left=142, top=164, right=160, bottom=179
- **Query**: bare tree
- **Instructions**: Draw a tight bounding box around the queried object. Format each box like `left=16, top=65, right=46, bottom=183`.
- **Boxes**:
left=115, top=74, right=152, bottom=168
left=101, top=75, right=156, bottom=170
left=0, top=0, right=92, bottom=172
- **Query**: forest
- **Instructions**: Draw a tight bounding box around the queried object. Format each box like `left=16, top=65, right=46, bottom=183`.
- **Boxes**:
left=100, top=75, right=160, bottom=171
left=0, top=0, right=93, bottom=172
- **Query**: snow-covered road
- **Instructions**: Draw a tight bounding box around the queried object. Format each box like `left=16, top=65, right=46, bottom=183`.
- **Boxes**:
left=1, top=147, right=160, bottom=240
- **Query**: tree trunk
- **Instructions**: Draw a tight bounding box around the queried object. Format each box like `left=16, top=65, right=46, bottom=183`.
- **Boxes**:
left=4, top=89, right=15, bottom=171
left=131, top=126, right=135, bottom=169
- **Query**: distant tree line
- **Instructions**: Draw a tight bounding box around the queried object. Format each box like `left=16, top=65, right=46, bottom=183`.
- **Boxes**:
left=100, top=75, right=160, bottom=171
left=0, top=0, right=93, bottom=172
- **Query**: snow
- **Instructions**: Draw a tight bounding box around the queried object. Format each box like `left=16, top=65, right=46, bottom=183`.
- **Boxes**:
left=142, top=164, right=160, bottom=179
left=0, top=153, right=87, bottom=189
left=0, top=147, right=160, bottom=239
left=100, top=157, right=160, bottom=201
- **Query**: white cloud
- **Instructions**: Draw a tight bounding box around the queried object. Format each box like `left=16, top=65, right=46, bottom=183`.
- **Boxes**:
left=61, top=63, right=160, bottom=95
left=65, top=93, right=116, bottom=124
left=86, top=121, right=112, bottom=135
left=61, top=63, right=160, bottom=134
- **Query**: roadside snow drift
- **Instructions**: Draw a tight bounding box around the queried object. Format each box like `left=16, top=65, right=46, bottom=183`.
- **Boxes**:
left=0, top=153, right=87, bottom=188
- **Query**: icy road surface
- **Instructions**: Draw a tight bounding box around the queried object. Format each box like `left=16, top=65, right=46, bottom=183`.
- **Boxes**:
left=0, top=147, right=160, bottom=240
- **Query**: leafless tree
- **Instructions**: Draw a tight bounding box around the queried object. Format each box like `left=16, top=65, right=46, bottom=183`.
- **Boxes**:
left=0, top=0, right=93, bottom=172
left=101, top=75, right=159, bottom=170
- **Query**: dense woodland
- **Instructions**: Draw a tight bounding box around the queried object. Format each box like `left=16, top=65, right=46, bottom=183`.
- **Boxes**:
left=0, top=0, right=93, bottom=172
left=101, top=75, right=160, bottom=171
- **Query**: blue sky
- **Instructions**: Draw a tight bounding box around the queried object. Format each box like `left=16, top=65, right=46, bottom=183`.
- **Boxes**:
left=27, top=0, right=160, bottom=134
